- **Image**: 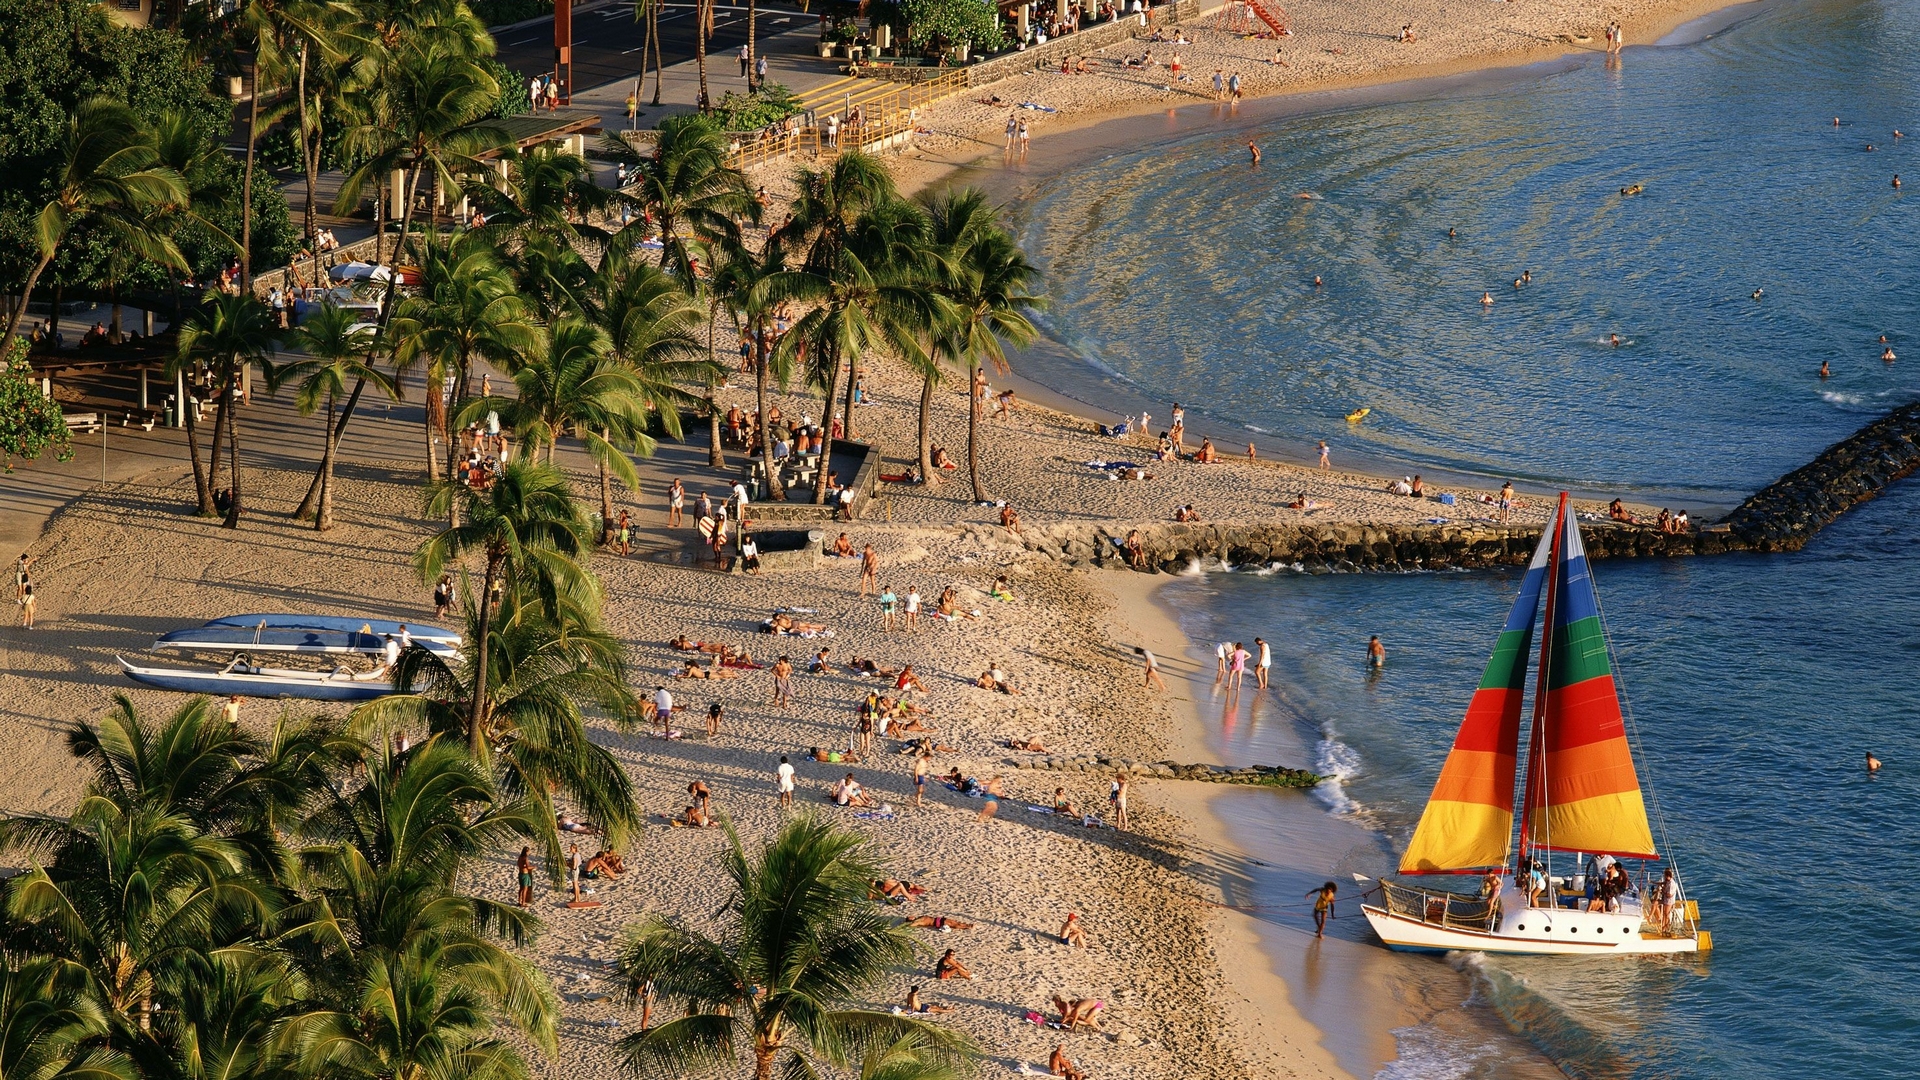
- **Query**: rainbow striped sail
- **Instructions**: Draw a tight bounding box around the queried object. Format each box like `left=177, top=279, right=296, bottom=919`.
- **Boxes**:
left=1522, top=500, right=1658, bottom=859
left=1398, top=525, right=1555, bottom=874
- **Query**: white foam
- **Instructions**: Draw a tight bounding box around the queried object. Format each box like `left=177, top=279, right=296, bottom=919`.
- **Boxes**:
left=1375, top=1022, right=1503, bottom=1080
left=1819, top=390, right=1863, bottom=406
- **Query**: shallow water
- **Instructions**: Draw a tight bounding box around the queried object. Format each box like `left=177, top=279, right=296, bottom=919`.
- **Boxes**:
left=1014, top=0, right=1920, bottom=505
left=1010, top=0, right=1920, bottom=1074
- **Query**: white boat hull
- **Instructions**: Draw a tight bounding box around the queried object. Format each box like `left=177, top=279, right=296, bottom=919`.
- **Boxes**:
left=1363, top=898, right=1703, bottom=956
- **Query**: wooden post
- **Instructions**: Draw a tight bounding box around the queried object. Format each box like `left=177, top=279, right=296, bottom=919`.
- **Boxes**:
left=555, top=0, right=574, bottom=104
left=139, top=367, right=148, bottom=410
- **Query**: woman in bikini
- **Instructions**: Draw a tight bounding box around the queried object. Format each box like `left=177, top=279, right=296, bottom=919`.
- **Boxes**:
left=976, top=775, right=1006, bottom=822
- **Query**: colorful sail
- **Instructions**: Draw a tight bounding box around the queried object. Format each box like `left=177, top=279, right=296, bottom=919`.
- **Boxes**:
left=1398, top=525, right=1555, bottom=874
left=1523, top=505, right=1658, bottom=858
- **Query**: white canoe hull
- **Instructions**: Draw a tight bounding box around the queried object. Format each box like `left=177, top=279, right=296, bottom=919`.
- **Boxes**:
left=1362, top=902, right=1703, bottom=956
left=117, top=656, right=406, bottom=702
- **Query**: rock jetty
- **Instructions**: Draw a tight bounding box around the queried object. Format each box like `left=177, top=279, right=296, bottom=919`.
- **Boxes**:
left=1013, top=754, right=1322, bottom=787
left=985, top=402, right=1920, bottom=571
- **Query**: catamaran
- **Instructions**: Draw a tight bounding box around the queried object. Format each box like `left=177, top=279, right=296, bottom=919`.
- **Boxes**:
left=1361, top=494, right=1710, bottom=956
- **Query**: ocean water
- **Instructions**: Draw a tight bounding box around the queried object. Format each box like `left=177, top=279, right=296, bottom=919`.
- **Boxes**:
left=1013, top=0, right=1920, bottom=506
left=1007, top=0, right=1920, bottom=1075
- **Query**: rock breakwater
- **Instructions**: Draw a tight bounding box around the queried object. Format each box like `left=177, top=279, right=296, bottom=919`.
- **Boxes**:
left=977, top=402, right=1920, bottom=570
left=1012, top=754, right=1322, bottom=787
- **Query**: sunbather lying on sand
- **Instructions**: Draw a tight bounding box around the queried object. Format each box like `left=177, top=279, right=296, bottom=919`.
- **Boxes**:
left=903, top=914, right=974, bottom=930
left=849, top=657, right=900, bottom=678
left=677, top=658, right=741, bottom=679
left=768, top=613, right=828, bottom=634
left=1007, top=738, right=1049, bottom=752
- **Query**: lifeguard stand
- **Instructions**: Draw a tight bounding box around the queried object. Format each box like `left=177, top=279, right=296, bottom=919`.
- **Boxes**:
left=1211, top=0, right=1289, bottom=36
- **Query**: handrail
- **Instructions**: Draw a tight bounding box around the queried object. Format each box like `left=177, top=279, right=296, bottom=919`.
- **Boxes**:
left=725, top=67, right=970, bottom=171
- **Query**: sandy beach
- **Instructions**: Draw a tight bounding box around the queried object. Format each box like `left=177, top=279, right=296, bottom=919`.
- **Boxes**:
left=0, top=2, right=1759, bottom=1075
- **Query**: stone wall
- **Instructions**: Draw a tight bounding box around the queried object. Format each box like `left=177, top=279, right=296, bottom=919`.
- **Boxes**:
left=1721, top=400, right=1920, bottom=552
left=964, top=0, right=1203, bottom=88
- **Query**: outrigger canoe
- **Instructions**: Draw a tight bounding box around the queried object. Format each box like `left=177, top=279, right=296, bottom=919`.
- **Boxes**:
left=117, top=656, right=408, bottom=702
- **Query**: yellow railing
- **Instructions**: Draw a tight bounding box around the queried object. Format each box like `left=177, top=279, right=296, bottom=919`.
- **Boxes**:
left=727, top=67, right=971, bottom=171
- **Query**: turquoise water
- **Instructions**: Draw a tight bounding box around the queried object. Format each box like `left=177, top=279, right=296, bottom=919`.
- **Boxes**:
left=1012, top=0, right=1920, bottom=1075
left=1015, top=0, right=1920, bottom=504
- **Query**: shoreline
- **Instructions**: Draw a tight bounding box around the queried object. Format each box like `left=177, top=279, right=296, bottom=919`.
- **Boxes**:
left=1098, top=568, right=1571, bottom=1079
left=839, top=0, right=1768, bottom=510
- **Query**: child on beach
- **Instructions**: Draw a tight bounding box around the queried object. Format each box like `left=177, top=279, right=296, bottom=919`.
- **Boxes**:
left=1308, top=882, right=1337, bottom=937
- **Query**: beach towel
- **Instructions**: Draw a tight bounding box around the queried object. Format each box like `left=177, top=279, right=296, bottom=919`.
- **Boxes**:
left=1022, top=1012, right=1069, bottom=1030
left=1100, top=421, right=1132, bottom=437
left=855, top=810, right=896, bottom=821
left=1017, top=101, right=1058, bottom=112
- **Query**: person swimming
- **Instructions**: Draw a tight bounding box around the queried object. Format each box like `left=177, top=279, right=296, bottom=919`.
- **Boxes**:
left=1867, top=751, right=1882, bottom=772
left=1820, top=360, right=1830, bottom=378
left=1611, top=333, right=1622, bottom=347
left=1480, top=291, right=1494, bottom=306
left=1752, top=288, right=1764, bottom=300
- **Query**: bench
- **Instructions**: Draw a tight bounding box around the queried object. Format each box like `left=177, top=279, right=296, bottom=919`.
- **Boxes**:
left=65, top=412, right=102, bottom=435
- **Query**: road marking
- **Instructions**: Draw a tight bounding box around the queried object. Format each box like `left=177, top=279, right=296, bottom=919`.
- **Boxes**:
left=505, top=35, right=541, bottom=45
left=622, top=45, right=645, bottom=53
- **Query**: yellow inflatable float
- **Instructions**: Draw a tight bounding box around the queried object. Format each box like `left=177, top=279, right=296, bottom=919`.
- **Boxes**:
left=1345, top=407, right=1371, bottom=423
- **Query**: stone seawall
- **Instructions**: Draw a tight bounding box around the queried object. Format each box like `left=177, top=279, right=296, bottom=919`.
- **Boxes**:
left=981, top=403, right=1920, bottom=571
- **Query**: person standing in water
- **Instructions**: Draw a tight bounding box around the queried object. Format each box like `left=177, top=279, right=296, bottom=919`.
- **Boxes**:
left=1318, top=440, right=1330, bottom=470
left=1867, top=752, right=1882, bottom=772
left=1367, top=635, right=1385, bottom=668
left=1247, top=141, right=1261, bottom=164
left=1308, top=882, right=1337, bottom=937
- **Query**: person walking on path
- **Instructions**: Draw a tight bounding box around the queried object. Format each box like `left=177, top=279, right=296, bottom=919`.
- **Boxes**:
left=738, top=44, right=750, bottom=77
left=18, top=580, right=33, bottom=629
left=756, top=54, right=769, bottom=86
left=859, top=543, right=879, bottom=597
left=776, top=755, right=796, bottom=809
left=668, top=478, right=685, bottom=528
left=14, top=553, right=31, bottom=602
left=516, top=846, right=535, bottom=908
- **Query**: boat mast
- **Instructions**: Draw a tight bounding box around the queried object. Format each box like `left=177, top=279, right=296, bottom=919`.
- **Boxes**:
left=1517, top=493, right=1569, bottom=871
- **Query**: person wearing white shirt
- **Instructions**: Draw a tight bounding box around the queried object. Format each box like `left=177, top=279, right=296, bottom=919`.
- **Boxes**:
left=381, top=634, right=401, bottom=673
left=904, top=590, right=920, bottom=631
left=732, top=480, right=750, bottom=507
left=776, top=756, right=796, bottom=808
left=397, top=624, right=413, bottom=650
left=653, top=686, right=673, bottom=731
left=1255, top=636, right=1272, bottom=689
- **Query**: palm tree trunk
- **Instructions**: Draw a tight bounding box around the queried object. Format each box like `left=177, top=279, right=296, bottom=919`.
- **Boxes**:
left=183, top=390, right=216, bottom=515
left=756, top=325, right=784, bottom=500
left=748, top=0, right=758, bottom=89
left=240, top=56, right=261, bottom=289
left=315, top=392, right=341, bottom=531
left=707, top=392, right=725, bottom=467
left=2, top=252, right=54, bottom=344
left=221, top=370, right=244, bottom=529
left=811, top=344, right=841, bottom=504
left=918, top=370, right=937, bottom=485
left=753, top=1048, right=776, bottom=1080
left=297, top=45, right=317, bottom=276
left=295, top=375, right=366, bottom=519
left=599, top=428, right=616, bottom=545
left=207, top=377, right=231, bottom=510
left=842, top=357, right=859, bottom=440
left=967, top=360, right=987, bottom=502
left=469, top=556, right=499, bottom=758
left=649, top=0, right=664, bottom=105
left=695, top=0, right=710, bottom=112
left=425, top=363, right=446, bottom=481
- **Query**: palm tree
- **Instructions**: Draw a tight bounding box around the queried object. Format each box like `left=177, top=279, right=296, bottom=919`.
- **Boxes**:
left=470, top=145, right=611, bottom=249
left=0, top=711, right=287, bottom=1032
left=173, top=291, right=280, bottom=528
left=580, top=257, right=715, bottom=536
left=278, top=304, right=398, bottom=531
left=4, top=98, right=186, bottom=344
left=390, top=236, right=541, bottom=481
left=281, top=737, right=556, bottom=1080
left=774, top=196, right=940, bottom=504
left=616, top=816, right=968, bottom=1080
left=0, top=956, right=133, bottom=1080
left=924, top=189, right=1044, bottom=503
left=356, top=587, right=642, bottom=864
left=411, top=459, right=596, bottom=756
left=603, top=116, right=757, bottom=279
left=711, top=237, right=795, bottom=500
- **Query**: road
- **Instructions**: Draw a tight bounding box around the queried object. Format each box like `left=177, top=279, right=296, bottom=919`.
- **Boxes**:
left=491, top=1, right=818, bottom=95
